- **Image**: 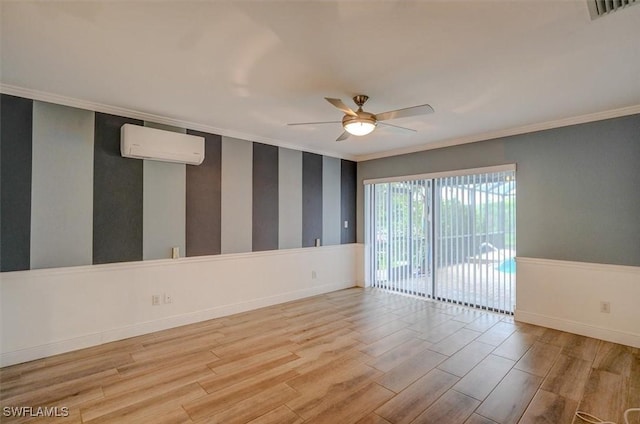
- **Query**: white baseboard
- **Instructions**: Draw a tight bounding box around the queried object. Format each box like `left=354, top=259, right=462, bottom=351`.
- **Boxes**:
left=516, top=256, right=640, bottom=348
left=515, top=310, right=640, bottom=348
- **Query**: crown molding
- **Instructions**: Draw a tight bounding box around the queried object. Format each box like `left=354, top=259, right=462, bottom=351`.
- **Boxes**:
left=0, top=84, right=357, bottom=161
left=355, top=104, right=640, bottom=162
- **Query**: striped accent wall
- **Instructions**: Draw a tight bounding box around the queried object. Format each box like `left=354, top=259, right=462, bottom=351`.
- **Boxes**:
left=278, top=148, right=303, bottom=249
left=185, top=130, right=222, bottom=257
left=31, top=102, right=94, bottom=269
left=252, top=143, right=279, bottom=252
left=302, top=152, right=323, bottom=247
left=93, top=112, right=144, bottom=265
left=0, top=95, right=33, bottom=272
left=142, top=122, right=186, bottom=260
left=0, top=94, right=357, bottom=271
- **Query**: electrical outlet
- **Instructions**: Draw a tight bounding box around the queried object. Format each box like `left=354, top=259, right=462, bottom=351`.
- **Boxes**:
left=164, top=293, right=172, bottom=304
left=311, top=270, right=317, bottom=279
left=600, top=301, right=611, bottom=314
left=152, top=295, right=161, bottom=306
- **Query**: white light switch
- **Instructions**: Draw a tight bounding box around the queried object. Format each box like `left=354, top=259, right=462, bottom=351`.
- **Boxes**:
left=344, top=221, right=349, bottom=228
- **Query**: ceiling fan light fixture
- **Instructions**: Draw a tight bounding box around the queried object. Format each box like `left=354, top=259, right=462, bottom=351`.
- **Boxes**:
left=344, top=121, right=376, bottom=136
left=342, top=113, right=377, bottom=136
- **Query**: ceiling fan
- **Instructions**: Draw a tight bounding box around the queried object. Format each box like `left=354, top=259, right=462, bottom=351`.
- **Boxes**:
left=288, top=95, right=434, bottom=141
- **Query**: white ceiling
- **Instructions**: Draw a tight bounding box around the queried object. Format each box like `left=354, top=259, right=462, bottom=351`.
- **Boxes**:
left=2, top=1, right=639, bottom=160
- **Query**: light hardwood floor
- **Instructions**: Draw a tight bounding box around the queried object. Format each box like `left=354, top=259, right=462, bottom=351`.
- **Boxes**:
left=1, top=288, right=638, bottom=424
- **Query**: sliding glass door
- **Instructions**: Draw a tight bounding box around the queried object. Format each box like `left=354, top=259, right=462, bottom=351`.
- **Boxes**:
left=365, top=167, right=516, bottom=314
left=366, top=180, right=432, bottom=296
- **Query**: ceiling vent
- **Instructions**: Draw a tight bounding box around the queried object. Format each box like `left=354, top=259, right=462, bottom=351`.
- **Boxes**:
left=588, top=0, right=638, bottom=19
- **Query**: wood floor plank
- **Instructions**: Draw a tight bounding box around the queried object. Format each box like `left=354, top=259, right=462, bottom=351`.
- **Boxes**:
left=82, top=382, right=205, bottom=424
left=366, top=338, right=431, bottom=372
left=116, top=349, right=217, bottom=377
left=475, top=322, right=516, bottom=346
left=514, top=341, right=561, bottom=377
left=208, top=348, right=297, bottom=375
left=199, top=351, right=299, bottom=394
left=593, top=342, right=636, bottom=377
left=559, top=334, right=601, bottom=362
left=452, top=354, right=515, bottom=401
left=464, top=313, right=504, bottom=332
left=418, top=320, right=468, bottom=344
left=492, top=331, right=538, bottom=362
left=130, top=332, right=222, bottom=363
left=376, top=349, right=448, bottom=393
left=428, top=328, right=481, bottom=356
left=355, top=413, right=393, bottom=424
left=452, top=310, right=488, bottom=324
left=412, top=390, right=480, bottom=424
left=464, top=414, right=499, bottom=424
left=576, top=369, right=626, bottom=424
left=475, top=369, right=543, bottom=424
left=286, top=359, right=381, bottom=419
left=519, top=389, right=577, bottom=424
left=183, top=364, right=299, bottom=421
left=353, top=320, right=416, bottom=345
left=359, top=328, right=420, bottom=358
left=81, top=366, right=212, bottom=422
left=0, top=353, right=133, bottom=400
left=541, top=354, right=591, bottom=401
left=192, top=383, right=299, bottom=424
left=1, top=369, right=116, bottom=409
left=303, top=382, right=394, bottom=424
left=375, top=368, right=459, bottom=424
left=103, top=361, right=214, bottom=397
left=246, top=405, right=303, bottom=424
left=407, top=312, right=452, bottom=332
left=627, top=385, right=640, bottom=424
left=437, top=341, right=496, bottom=377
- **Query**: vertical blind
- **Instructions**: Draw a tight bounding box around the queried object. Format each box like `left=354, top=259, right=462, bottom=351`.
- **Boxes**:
left=365, top=168, right=516, bottom=314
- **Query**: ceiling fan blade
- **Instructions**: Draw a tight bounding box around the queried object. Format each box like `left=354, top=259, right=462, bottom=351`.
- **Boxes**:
left=325, top=98, right=357, bottom=116
left=287, top=121, right=341, bottom=126
left=375, top=104, right=434, bottom=122
left=336, top=131, right=351, bottom=141
left=378, top=122, right=417, bottom=133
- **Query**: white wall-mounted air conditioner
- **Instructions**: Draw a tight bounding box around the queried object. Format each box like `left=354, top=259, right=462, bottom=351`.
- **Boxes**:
left=120, top=124, right=205, bottom=165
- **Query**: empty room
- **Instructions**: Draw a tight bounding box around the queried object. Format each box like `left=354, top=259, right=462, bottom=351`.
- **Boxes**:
left=1, top=1, right=639, bottom=424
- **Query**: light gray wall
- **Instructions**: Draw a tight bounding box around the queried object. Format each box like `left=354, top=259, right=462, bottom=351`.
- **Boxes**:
left=278, top=148, right=302, bottom=249
left=358, top=114, right=640, bottom=267
left=221, top=136, right=253, bottom=254
left=322, top=156, right=341, bottom=246
left=30, top=101, right=95, bottom=269
left=142, top=122, right=186, bottom=260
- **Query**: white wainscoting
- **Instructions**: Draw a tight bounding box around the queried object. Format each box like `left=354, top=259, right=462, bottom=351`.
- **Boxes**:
left=515, top=257, right=640, bottom=348
left=0, top=244, right=359, bottom=366
left=355, top=243, right=365, bottom=287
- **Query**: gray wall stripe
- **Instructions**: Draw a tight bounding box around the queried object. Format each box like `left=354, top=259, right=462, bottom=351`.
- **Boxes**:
left=322, top=156, right=341, bottom=246
left=31, top=102, right=94, bottom=269
left=252, top=143, right=279, bottom=251
left=0, top=94, right=33, bottom=272
left=93, top=113, right=144, bottom=265
left=302, top=152, right=323, bottom=247
left=278, top=148, right=302, bottom=250
left=141, top=122, right=186, bottom=260
left=221, top=136, right=253, bottom=254
left=341, top=159, right=357, bottom=244
left=186, top=130, right=222, bottom=257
